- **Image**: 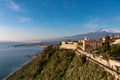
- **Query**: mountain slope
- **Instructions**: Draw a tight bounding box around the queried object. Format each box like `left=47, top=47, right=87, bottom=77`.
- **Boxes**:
left=56, top=29, right=120, bottom=41
left=6, top=46, right=114, bottom=80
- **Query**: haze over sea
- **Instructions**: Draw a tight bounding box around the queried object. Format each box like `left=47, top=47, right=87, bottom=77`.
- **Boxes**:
left=0, top=41, right=42, bottom=80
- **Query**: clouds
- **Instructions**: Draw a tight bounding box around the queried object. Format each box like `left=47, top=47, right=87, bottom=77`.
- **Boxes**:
left=57, top=15, right=120, bottom=34
left=7, top=0, right=22, bottom=12
left=0, top=0, right=24, bottom=12
left=83, top=16, right=120, bottom=33
left=18, top=17, right=31, bottom=22
left=8, top=0, right=20, bottom=11
left=5, top=0, right=27, bottom=12
left=84, top=22, right=98, bottom=32
left=5, top=0, right=32, bottom=23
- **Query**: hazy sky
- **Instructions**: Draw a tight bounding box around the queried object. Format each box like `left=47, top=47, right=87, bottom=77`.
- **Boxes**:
left=0, top=0, right=120, bottom=41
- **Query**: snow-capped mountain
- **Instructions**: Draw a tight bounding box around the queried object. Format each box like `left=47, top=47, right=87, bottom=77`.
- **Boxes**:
left=97, top=28, right=120, bottom=33
left=54, top=29, right=120, bottom=41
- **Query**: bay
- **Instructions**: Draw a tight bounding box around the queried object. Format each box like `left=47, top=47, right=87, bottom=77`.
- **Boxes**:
left=0, top=42, right=42, bottom=80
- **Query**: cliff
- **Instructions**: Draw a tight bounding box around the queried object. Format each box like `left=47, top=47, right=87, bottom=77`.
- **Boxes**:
left=6, top=46, right=114, bottom=80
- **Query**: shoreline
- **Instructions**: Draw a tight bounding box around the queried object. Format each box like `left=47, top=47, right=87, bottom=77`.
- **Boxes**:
left=3, top=55, right=38, bottom=80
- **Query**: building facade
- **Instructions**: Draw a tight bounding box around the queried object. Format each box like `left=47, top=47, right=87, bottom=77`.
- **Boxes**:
left=60, top=41, right=78, bottom=50
left=80, top=40, right=103, bottom=51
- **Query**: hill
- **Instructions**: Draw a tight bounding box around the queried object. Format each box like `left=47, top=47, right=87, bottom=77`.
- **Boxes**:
left=6, top=46, right=114, bottom=80
left=60, top=29, right=120, bottom=41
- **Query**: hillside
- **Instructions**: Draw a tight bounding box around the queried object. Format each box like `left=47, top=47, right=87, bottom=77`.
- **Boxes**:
left=6, top=46, right=114, bottom=80
left=62, top=31, right=120, bottom=41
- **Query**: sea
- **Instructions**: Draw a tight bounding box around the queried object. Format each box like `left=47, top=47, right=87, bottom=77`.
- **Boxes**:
left=0, top=41, right=42, bottom=80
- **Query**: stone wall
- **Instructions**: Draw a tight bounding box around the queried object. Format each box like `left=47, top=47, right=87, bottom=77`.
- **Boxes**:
left=60, top=42, right=78, bottom=50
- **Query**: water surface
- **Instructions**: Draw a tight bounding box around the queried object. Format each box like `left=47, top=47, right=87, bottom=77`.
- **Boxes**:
left=0, top=42, right=42, bottom=80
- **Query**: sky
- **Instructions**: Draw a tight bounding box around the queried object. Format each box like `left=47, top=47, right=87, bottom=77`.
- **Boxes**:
left=0, top=0, right=120, bottom=41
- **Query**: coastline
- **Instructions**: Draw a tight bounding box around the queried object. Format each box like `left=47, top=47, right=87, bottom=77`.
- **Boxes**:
left=3, top=55, right=38, bottom=80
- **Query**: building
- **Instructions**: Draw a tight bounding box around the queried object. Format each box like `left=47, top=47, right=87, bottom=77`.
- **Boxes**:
left=60, top=37, right=103, bottom=51
left=60, top=41, right=78, bottom=50
left=82, top=40, right=103, bottom=51
left=112, top=39, right=120, bottom=45
left=115, top=34, right=120, bottom=39
left=79, top=38, right=103, bottom=51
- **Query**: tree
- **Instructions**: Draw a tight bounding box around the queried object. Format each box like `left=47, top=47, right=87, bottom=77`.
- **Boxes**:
left=109, top=45, right=120, bottom=57
left=104, top=35, right=110, bottom=52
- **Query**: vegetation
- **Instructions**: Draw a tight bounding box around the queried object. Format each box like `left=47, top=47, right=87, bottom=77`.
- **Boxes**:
left=65, top=56, right=114, bottom=80
left=7, top=46, right=114, bottom=80
left=78, top=42, right=83, bottom=46
left=109, top=45, right=120, bottom=57
left=104, top=35, right=110, bottom=52
left=98, top=35, right=110, bottom=53
left=6, top=45, right=58, bottom=80
left=98, top=35, right=120, bottom=58
left=35, top=48, right=75, bottom=80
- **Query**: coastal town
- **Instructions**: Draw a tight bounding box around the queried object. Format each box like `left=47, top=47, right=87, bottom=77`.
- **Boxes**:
left=1, top=0, right=120, bottom=79
left=60, top=34, right=120, bottom=80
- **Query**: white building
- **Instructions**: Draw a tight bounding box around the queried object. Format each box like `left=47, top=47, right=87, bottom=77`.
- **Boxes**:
left=60, top=41, right=78, bottom=50
left=112, top=39, right=120, bottom=45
